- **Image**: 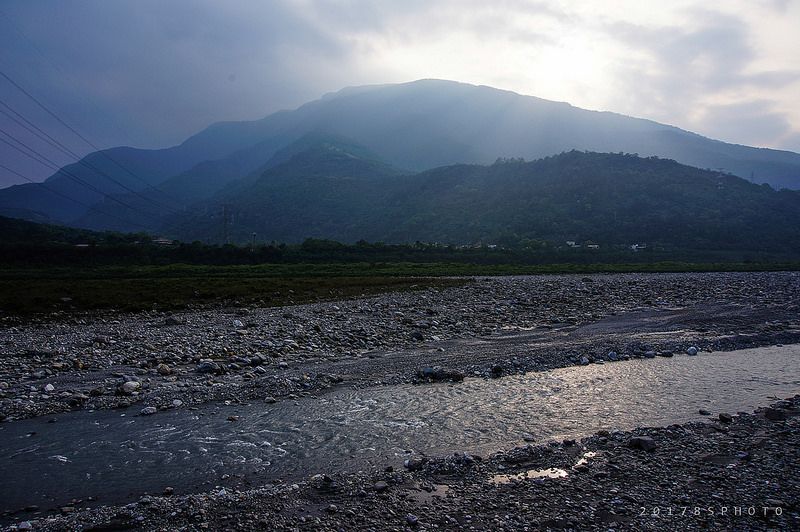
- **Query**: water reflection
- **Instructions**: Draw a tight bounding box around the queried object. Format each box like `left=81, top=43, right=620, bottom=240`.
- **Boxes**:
left=1, top=345, right=798, bottom=513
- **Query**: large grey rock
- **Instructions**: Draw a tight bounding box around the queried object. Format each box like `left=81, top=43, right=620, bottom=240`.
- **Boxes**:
left=404, top=457, right=427, bottom=471
left=418, top=366, right=464, bottom=382
left=628, top=436, right=657, bottom=452
left=119, top=381, right=141, bottom=394
left=196, top=360, right=220, bottom=373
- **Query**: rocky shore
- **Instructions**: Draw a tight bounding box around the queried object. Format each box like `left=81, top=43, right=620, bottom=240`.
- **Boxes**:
left=1, top=272, right=799, bottom=421
left=2, top=271, right=800, bottom=531
left=8, top=395, right=799, bottom=531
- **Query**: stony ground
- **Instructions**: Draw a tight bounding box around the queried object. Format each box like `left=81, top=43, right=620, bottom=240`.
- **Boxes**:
left=2, top=271, right=800, bottom=531
left=1, top=272, right=799, bottom=421
left=8, top=396, right=799, bottom=531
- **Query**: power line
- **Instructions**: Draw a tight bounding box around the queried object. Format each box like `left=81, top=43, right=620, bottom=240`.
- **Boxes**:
left=0, top=69, right=182, bottom=206
left=0, top=162, right=155, bottom=231
left=0, top=97, right=183, bottom=214
left=0, top=127, right=163, bottom=218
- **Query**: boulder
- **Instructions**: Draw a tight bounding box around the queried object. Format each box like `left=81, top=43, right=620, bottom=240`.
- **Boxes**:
left=417, top=366, right=464, bottom=382
left=118, top=381, right=141, bottom=395
left=628, top=436, right=657, bottom=452
left=196, top=360, right=220, bottom=374
left=764, top=407, right=787, bottom=421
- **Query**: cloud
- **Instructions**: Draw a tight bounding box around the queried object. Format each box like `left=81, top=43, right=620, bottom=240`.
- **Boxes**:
left=601, top=6, right=800, bottom=150
left=0, top=0, right=798, bottom=188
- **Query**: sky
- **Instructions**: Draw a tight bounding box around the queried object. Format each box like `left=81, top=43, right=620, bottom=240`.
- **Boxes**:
left=1, top=0, right=799, bottom=187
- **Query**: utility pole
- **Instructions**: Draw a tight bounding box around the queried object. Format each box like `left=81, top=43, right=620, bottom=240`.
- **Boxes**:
left=250, top=232, right=256, bottom=251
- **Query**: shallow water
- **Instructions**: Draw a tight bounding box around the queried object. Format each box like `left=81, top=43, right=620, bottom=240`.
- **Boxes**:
left=1, top=345, right=798, bottom=514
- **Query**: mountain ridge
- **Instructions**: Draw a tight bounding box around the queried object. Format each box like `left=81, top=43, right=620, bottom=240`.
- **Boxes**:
left=3, top=79, right=800, bottom=231
left=161, top=144, right=800, bottom=255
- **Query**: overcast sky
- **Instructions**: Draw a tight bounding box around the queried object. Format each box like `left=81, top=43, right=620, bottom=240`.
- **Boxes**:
left=1, top=0, right=799, bottom=187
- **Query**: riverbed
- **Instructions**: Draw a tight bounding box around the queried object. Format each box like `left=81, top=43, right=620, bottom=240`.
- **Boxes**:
left=1, top=344, right=797, bottom=514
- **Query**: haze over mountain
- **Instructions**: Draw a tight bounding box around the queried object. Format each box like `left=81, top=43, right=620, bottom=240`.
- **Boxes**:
left=2, top=79, right=800, bottom=238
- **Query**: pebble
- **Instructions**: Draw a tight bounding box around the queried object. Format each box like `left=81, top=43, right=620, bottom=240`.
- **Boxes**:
left=2, top=272, right=798, bottom=430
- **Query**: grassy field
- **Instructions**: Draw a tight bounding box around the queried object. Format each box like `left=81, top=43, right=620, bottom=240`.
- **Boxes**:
left=0, top=275, right=469, bottom=314
left=1, top=261, right=797, bottom=315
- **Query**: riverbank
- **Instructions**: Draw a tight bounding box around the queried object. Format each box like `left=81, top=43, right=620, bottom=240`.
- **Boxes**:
left=1, top=272, right=799, bottom=421
left=7, top=395, right=798, bottom=531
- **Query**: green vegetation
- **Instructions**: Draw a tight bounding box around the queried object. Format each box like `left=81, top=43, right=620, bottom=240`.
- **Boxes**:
left=167, top=150, right=800, bottom=256
left=2, top=262, right=798, bottom=315
left=2, top=212, right=799, bottom=268
left=0, top=270, right=467, bottom=315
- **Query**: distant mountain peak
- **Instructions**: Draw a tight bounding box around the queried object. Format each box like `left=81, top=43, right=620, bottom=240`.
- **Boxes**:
left=3, top=79, right=800, bottom=232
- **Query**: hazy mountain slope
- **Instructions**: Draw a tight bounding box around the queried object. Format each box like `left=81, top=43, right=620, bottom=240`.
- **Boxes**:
left=165, top=140, right=402, bottom=243
left=379, top=152, right=800, bottom=249
left=0, top=110, right=299, bottom=224
left=72, top=133, right=299, bottom=231
left=259, top=80, right=800, bottom=188
left=4, top=79, right=800, bottom=230
left=165, top=147, right=800, bottom=254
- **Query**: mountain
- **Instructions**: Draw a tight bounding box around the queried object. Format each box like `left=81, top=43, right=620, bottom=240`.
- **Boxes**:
left=3, top=79, right=800, bottom=230
left=165, top=138, right=402, bottom=243
left=164, top=145, right=800, bottom=256
left=0, top=214, right=137, bottom=245
left=0, top=112, right=299, bottom=225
